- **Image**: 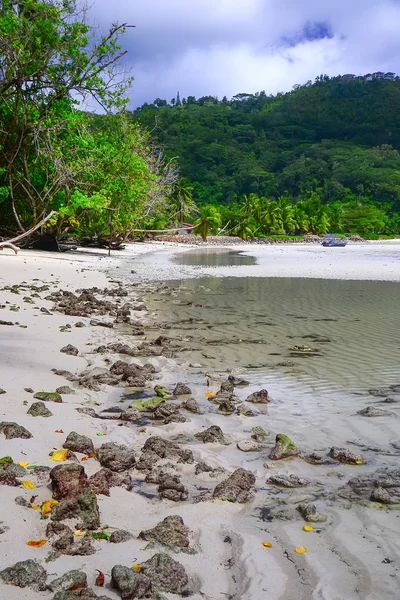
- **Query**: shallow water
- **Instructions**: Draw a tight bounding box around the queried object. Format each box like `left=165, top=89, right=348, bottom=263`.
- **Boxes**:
left=173, top=248, right=257, bottom=267
left=148, top=274, right=400, bottom=394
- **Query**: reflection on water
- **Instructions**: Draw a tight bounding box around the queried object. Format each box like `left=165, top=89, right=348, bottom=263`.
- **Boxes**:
left=149, top=276, right=400, bottom=393
left=173, top=249, right=257, bottom=267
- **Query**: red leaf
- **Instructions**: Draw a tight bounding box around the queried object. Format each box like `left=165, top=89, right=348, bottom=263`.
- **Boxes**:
left=67, top=582, right=86, bottom=591
left=95, top=570, right=105, bottom=587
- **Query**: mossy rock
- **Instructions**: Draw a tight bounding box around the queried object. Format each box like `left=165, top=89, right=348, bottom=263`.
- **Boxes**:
left=130, top=397, right=165, bottom=412
left=33, top=392, right=62, bottom=403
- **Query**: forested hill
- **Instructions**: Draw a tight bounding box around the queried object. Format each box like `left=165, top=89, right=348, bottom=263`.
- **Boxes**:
left=134, top=76, right=400, bottom=213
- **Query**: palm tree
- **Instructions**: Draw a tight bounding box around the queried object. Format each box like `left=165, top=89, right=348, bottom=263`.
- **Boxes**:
left=169, top=177, right=198, bottom=225
left=193, top=206, right=222, bottom=241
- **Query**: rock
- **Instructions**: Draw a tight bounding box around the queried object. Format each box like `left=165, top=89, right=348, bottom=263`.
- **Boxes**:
left=139, top=515, right=190, bottom=551
left=40, top=307, right=52, bottom=315
left=111, top=565, right=152, bottom=599
left=137, top=437, right=194, bottom=467
left=269, top=434, right=299, bottom=460
left=97, top=442, right=136, bottom=472
left=357, top=406, right=389, bottom=417
left=76, top=407, right=96, bottom=417
left=52, top=369, right=76, bottom=382
left=0, top=421, right=32, bottom=439
left=63, top=431, right=94, bottom=455
left=245, top=389, right=270, bottom=403
left=50, top=463, right=88, bottom=500
left=0, top=388, right=6, bottom=394
left=339, top=468, right=400, bottom=505
left=52, top=532, right=96, bottom=556
left=195, top=462, right=227, bottom=478
left=153, top=402, right=186, bottom=423
left=368, top=388, right=391, bottom=397
left=213, top=468, right=256, bottom=502
left=74, top=321, right=86, bottom=328
left=301, top=452, right=329, bottom=465
left=48, top=570, right=87, bottom=593
left=34, top=391, right=62, bottom=403
left=158, top=474, right=189, bottom=501
left=89, top=468, right=132, bottom=496
left=154, top=385, right=171, bottom=399
left=51, top=489, right=100, bottom=530
left=173, top=382, right=192, bottom=396
left=195, top=425, right=228, bottom=444
left=236, top=403, right=256, bottom=416
left=218, top=399, right=236, bottom=414
left=109, top=529, right=134, bottom=543
left=27, top=401, right=53, bottom=417
left=52, top=589, right=108, bottom=600
left=56, top=386, right=75, bottom=395
left=268, top=474, right=310, bottom=487
left=24, top=387, right=34, bottom=393
left=15, top=496, right=30, bottom=506
left=297, top=502, right=328, bottom=522
left=228, top=375, right=249, bottom=386
left=141, top=553, right=188, bottom=594
left=237, top=439, right=262, bottom=452
left=120, top=408, right=142, bottom=422
left=329, top=446, right=363, bottom=465
left=251, top=426, right=269, bottom=442
left=0, top=559, right=47, bottom=591
left=181, top=397, right=199, bottom=413
left=60, top=344, right=79, bottom=356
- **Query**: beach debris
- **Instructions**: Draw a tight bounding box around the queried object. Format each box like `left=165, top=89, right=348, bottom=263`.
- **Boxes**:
left=195, top=425, right=228, bottom=444
left=205, top=391, right=215, bottom=398
left=27, top=539, right=47, bottom=548
left=0, top=421, right=32, bottom=439
left=111, top=565, right=152, bottom=599
left=41, top=499, right=59, bottom=516
left=88, top=468, right=133, bottom=496
left=139, top=515, right=190, bottom=551
left=0, top=559, right=48, bottom=591
left=357, top=406, right=390, bottom=417
left=297, top=502, right=328, bottom=523
left=213, top=468, right=256, bottom=502
left=97, top=442, right=136, bottom=472
left=267, top=474, right=310, bottom=488
left=132, top=564, right=142, bottom=572
left=21, top=480, right=36, bottom=489
left=55, top=429, right=64, bottom=433
left=33, top=391, right=62, bottom=403
left=262, top=541, right=273, bottom=548
left=27, top=401, right=53, bottom=417
left=48, top=569, right=87, bottom=593
left=245, top=389, right=270, bottom=403
left=95, top=570, right=105, bottom=587
left=270, top=434, right=300, bottom=460
left=173, top=382, right=192, bottom=396
left=237, top=439, right=262, bottom=452
left=55, top=386, right=75, bottom=395
left=329, top=446, right=363, bottom=465
left=18, top=461, right=29, bottom=467
left=50, top=464, right=88, bottom=500
left=50, top=449, right=69, bottom=462
left=63, top=432, right=95, bottom=455
left=295, top=546, right=307, bottom=554
left=303, top=525, right=313, bottom=532
left=158, top=473, right=189, bottom=501
left=60, top=344, right=79, bottom=356
left=181, top=397, right=199, bottom=413
left=109, top=530, right=134, bottom=544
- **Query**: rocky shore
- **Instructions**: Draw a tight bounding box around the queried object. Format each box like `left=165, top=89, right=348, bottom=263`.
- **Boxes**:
left=0, top=247, right=399, bottom=600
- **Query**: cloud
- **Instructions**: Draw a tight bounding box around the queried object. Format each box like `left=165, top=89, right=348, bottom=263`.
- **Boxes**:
left=86, top=0, right=400, bottom=107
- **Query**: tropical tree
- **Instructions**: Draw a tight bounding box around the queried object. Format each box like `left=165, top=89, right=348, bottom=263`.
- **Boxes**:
left=169, top=177, right=198, bottom=225
left=193, top=205, right=221, bottom=240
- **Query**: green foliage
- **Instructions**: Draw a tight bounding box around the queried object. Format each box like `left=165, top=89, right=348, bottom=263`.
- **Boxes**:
left=193, top=205, right=222, bottom=240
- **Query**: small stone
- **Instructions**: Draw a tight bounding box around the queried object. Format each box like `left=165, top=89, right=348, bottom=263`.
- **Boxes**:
left=329, top=446, right=363, bottom=465
left=27, top=401, right=53, bottom=417
left=236, top=403, right=256, bottom=416
left=237, top=439, right=262, bottom=452
left=55, top=386, right=75, bottom=395
left=194, top=425, right=228, bottom=444
left=297, top=502, right=328, bottom=523
left=111, top=565, right=152, bottom=599
left=60, top=345, right=79, bottom=356
left=50, top=463, right=88, bottom=500
left=74, top=322, right=86, bottom=328
left=173, top=382, right=192, bottom=396
left=0, top=559, right=47, bottom=591
left=33, top=391, right=62, bottom=403
left=213, top=468, right=256, bottom=502
left=24, top=387, right=34, bottom=393
left=40, top=307, right=52, bottom=315
left=0, top=388, right=6, bottom=394
left=63, top=431, right=94, bottom=455
left=139, top=515, right=190, bottom=551
left=246, top=389, right=270, bottom=403
left=0, top=421, right=32, bottom=439
left=357, top=406, right=389, bottom=417
left=181, top=397, right=199, bottom=413
left=51, top=489, right=100, bottom=530
left=141, top=553, right=188, bottom=594
left=218, top=399, right=236, bottom=414
left=268, top=474, right=310, bottom=487
left=98, top=442, right=136, bottom=472
left=109, top=529, right=134, bottom=543
left=48, top=570, right=87, bottom=592
left=158, top=474, right=188, bottom=501
left=228, top=375, right=249, bottom=386
left=269, top=434, right=299, bottom=460
left=120, top=408, right=141, bottom=422
left=89, top=468, right=132, bottom=496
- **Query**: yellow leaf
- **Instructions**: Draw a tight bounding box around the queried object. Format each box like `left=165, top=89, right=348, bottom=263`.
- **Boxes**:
left=295, top=546, right=307, bottom=554
left=41, top=499, right=58, bottom=516
left=138, top=428, right=146, bottom=433
left=31, top=505, right=40, bottom=510
left=50, top=449, right=68, bottom=462
left=205, top=391, right=215, bottom=398
left=132, top=564, right=142, bottom=572
left=74, top=530, right=86, bottom=537
left=18, top=461, right=29, bottom=467
left=303, top=525, right=313, bottom=532
left=21, top=480, right=36, bottom=490
left=356, top=459, right=363, bottom=465
left=262, top=541, right=273, bottom=548
left=27, top=539, right=47, bottom=548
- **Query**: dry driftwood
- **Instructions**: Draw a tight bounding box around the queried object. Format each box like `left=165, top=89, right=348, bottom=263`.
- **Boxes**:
left=0, top=211, right=58, bottom=254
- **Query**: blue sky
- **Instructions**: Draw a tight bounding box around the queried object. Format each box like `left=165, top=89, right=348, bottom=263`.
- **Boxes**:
left=88, top=0, right=400, bottom=107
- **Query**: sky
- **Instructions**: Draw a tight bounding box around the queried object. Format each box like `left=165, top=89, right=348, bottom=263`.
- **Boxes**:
left=88, top=0, right=400, bottom=108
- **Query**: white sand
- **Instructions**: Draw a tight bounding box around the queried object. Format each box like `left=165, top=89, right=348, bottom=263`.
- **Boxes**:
left=0, top=245, right=399, bottom=600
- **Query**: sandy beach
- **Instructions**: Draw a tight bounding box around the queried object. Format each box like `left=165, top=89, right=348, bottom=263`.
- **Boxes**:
left=0, top=242, right=399, bottom=600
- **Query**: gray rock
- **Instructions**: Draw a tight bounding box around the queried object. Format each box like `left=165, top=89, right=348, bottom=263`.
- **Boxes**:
left=111, top=565, right=152, bottom=599
left=153, top=402, right=186, bottom=424
left=120, top=408, right=142, bottom=422
left=60, top=344, right=79, bottom=356
left=357, top=406, right=390, bottom=417
left=48, top=570, right=87, bottom=592
left=50, top=463, right=88, bottom=500
left=268, top=474, right=310, bottom=488
left=0, top=388, right=6, bottom=394
left=297, top=502, right=328, bottom=523
left=195, top=462, right=227, bottom=478
left=0, top=559, right=47, bottom=591
left=213, top=468, right=256, bottom=502
left=110, top=529, right=134, bottom=543
left=218, top=399, right=236, bottom=414
left=237, top=439, right=261, bottom=452
left=269, top=434, right=299, bottom=460
left=141, top=553, right=188, bottom=594
left=139, top=515, right=190, bottom=551
left=97, top=442, right=136, bottom=472
left=173, top=382, right=192, bottom=396
left=251, top=426, right=269, bottom=442
left=245, top=389, right=270, bottom=403
left=158, top=474, right=188, bottom=501
left=137, top=437, right=194, bottom=468
left=339, top=468, right=400, bottom=505
left=56, top=386, right=76, bottom=395
left=52, top=533, right=96, bottom=556
left=228, top=375, right=249, bottom=386
left=236, top=403, right=256, bottom=416
left=27, top=401, right=53, bottom=417
left=51, top=489, right=100, bottom=530
left=63, top=431, right=94, bottom=455
left=89, top=468, right=133, bottom=496
left=181, top=397, right=199, bottom=413
left=329, top=446, right=363, bottom=465
left=0, top=421, right=32, bottom=439
left=194, top=425, right=227, bottom=444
